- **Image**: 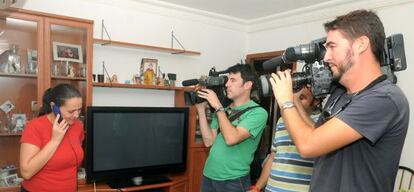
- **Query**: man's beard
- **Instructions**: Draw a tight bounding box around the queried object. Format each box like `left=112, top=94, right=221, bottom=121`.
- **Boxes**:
left=333, top=48, right=355, bottom=81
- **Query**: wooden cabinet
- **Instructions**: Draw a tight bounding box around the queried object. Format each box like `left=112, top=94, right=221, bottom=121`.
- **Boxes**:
left=170, top=182, right=187, bottom=192
left=168, top=176, right=188, bottom=192
left=188, top=147, right=209, bottom=192
left=0, top=8, right=93, bottom=190
left=174, top=90, right=208, bottom=192
left=77, top=175, right=187, bottom=192
left=44, top=15, right=94, bottom=110
left=174, top=91, right=210, bottom=191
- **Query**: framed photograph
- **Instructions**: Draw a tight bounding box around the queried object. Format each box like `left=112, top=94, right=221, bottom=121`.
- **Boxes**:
left=11, top=113, right=27, bottom=132
left=27, top=48, right=38, bottom=74
left=52, top=42, right=83, bottom=63
left=140, top=58, right=158, bottom=77
left=140, top=58, right=158, bottom=85
left=2, top=173, right=18, bottom=187
left=0, top=100, right=15, bottom=114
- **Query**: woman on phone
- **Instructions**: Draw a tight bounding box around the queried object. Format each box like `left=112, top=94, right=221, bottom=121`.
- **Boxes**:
left=20, top=83, right=83, bottom=192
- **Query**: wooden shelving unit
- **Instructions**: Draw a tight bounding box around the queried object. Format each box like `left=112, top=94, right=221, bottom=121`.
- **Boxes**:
left=92, top=82, right=184, bottom=91
left=0, top=9, right=94, bottom=185
left=0, top=186, right=20, bottom=192
left=0, top=132, right=23, bottom=137
left=0, top=73, right=37, bottom=78
left=94, top=39, right=201, bottom=56
left=51, top=76, right=86, bottom=81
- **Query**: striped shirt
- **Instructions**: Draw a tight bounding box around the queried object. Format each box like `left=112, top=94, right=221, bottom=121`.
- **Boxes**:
left=265, top=115, right=319, bottom=192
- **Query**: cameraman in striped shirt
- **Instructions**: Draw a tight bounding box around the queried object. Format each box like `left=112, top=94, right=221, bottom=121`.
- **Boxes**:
left=251, top=86, right=322, bottom=192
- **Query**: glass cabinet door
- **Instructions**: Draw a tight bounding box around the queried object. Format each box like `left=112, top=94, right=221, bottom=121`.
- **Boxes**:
left=0, top=13, right=41, bottom=131
left=44, top=18, right=93, bottom=117
left=0, top=11, right=42, bottom=171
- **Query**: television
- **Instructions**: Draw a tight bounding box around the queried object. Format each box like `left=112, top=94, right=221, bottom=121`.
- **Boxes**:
left=85, top=106, right=188, bottom=188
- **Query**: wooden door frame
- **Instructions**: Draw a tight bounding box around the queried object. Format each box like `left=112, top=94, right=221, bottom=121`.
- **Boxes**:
left=246, top=50, right=284, bottom=65
left=245, top=50, right=297, bottom=181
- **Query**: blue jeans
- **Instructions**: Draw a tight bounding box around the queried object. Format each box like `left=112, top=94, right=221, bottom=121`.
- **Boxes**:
left=201, top=174, right=251, bottom=192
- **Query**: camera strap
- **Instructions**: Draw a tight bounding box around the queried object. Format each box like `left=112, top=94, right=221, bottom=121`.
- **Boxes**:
left=217, top=105, right=260, bottom=134
left=355, top=74, right=387, bottom=95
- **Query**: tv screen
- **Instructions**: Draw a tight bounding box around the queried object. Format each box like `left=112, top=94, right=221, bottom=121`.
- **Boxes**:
left=86, top=106, right=188, bottom=185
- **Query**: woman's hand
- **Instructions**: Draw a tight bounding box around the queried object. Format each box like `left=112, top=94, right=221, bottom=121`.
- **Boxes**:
left=50, top=114, right=69, bottom=143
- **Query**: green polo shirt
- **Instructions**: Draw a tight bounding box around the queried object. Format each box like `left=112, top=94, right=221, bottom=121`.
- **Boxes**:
left=203, top=100, right=268, bottom=180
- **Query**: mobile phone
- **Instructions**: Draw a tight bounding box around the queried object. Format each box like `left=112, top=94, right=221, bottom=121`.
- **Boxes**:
left=52, top=104, right=64, bottom=123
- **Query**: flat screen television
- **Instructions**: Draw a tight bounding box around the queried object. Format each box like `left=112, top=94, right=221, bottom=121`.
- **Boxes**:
left=85, top=106, right=188, bottom=188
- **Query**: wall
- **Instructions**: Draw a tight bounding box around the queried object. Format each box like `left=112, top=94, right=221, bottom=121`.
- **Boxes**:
left=374, top=2, right=414, bottom=170
left=19, top=0, right=413, bottom=167
left=248, top=0, right=414, bottom=169
left=19, top=0, right=248, bottom=107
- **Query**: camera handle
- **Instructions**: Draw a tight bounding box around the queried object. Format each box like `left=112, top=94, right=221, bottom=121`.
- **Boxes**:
left=209, top=67, right=229, bottom=77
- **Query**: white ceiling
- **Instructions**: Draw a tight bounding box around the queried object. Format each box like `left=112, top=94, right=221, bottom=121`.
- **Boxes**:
left=146, top=0, right=348, bottom=20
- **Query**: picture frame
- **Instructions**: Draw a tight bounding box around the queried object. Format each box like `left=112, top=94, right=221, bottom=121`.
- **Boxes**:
left=11, top=113, right=27, bottom=132
left=3, top=173, right=18, bottom=187
left=0, top=100, right=15, bottom=114
left=26, top=48, right=37, bottom=74
left=52, top=42, right=83, bottom=63
left=140, top=58, right=158, bottom=77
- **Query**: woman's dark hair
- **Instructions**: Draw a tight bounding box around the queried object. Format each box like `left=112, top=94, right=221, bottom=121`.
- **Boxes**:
left=38, top=83, right=81, bottom=116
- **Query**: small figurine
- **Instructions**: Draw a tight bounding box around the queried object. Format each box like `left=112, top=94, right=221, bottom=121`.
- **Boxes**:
left=111, top=74, right=118, bottom=83
left=0, top=44, right=21, bottom=73
left=133, top=74, right=141, bottom=84
left=67, top=65, right=75, bottom=77
left=144, top=63, right=155, bottom=86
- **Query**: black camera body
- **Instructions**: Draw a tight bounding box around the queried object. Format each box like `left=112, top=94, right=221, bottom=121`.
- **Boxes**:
left=259, top=61, right=333, bottom=98
left=381, top=34, right=407, bottom=83
left=259, top=39, right=333, bottom=98
left=183, top=67, right=231, bottom=106
left=259, top=34, right=406, bottom=98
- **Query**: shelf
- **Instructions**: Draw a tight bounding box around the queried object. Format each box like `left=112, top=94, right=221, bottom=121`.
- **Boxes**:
left=51, top=76, right=86, bottom=81
left=0, top=132, right=22, bottom=137
left=0, top=73, right=37, bottom=78
left=94, top=39, right=201, bottom=56
left=77, top=174, right=187, bottom=192
left=93, top=82, right=184, bottom=91
left=0, top=186, right=20, bottom=192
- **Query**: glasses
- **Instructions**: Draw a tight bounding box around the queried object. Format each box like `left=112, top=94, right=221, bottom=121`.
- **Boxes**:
left=322, top=92, right=353, bottom=121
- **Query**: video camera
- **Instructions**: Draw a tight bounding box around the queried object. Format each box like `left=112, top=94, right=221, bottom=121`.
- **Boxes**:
left=182, top=67, right=231, bottom=106
left=258, top=34, right=406, bottom=98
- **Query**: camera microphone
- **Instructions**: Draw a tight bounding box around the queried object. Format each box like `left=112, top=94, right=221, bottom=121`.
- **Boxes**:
left=182, top=79, right=200, bottom=86
left=262, top=46, right=301, bottom=72
left=262, top=57, right=285, bottom=72
left=262, top=42, right=326, bottom=73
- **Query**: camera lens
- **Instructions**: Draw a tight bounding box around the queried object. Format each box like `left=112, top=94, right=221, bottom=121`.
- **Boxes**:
left=259, top=74, right=272, bottom=98
left=258, top=72, right=311, bottom=98
left=292, top=72, right=310, bottom=92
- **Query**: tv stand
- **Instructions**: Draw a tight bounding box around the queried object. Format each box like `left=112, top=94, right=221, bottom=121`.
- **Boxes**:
left=78, top=174, right=187, bottom=192
left=107, top=175, right=171, bottom=189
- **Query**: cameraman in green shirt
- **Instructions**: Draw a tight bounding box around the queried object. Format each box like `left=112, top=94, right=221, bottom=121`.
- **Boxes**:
left=196, top=64, right=268, bottom=192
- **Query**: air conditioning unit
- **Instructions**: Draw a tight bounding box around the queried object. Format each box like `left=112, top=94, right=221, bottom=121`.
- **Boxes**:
left=0, top=0, right=17, bottom=9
